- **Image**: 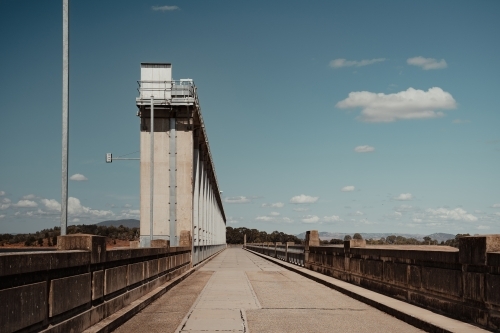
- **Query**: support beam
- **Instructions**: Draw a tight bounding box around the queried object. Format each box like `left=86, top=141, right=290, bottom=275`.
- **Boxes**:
left=169, top=117, right=177, bottom=246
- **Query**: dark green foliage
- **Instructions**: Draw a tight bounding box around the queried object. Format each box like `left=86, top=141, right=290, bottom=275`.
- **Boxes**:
left=353, top=233, right=363, bottom=240
left=365, top=233, right=470, bottom=247
left=329, top=238, right=343, bottom=245
left=1, top=223, right=140, bottom=245
left=226, top=227, right=302, bottom=244
left=344, top=235, right=352, bottom=241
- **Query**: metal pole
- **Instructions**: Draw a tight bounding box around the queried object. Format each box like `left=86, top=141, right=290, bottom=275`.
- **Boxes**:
left=61, top=0, right=69, bottom=236
left=169, top=117, right=177, bottom=246
left=150, top=96, right=154, bottom=244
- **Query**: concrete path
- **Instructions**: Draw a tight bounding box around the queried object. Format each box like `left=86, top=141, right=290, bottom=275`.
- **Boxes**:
left=172, top=248, right=424, bottom=333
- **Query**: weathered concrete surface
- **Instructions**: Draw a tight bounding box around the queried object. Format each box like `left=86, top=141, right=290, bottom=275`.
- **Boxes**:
left=111, top=271, right=213, bottom=333
left=57, top=235, right=106, bottom=264
left=459, top=235, right=500, bottom=265
left=0, top=282, right=46, bottom=332
left=49, top=273, right=91, bottom=317
left=104, top=266, right=128, bottom=295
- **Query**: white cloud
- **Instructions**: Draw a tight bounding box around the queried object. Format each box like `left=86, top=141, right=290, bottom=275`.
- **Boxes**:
left=118, top=209, right=140, bottom=219
left=336, top=87, right=457, bottom=123
left=293, top=207, right=310, bottom=212
left=68, top=197, right=113, bottom=218
left=290, top=194, right=318, bottom=204
left=302, top=215, right=320, bottom=223
left=227, top=216, right=243, bottom=224
left=0, top=214, right=5, bottom=219
left=354, top=145, right=375, bottom=153
left=353, top=210, right=364, bottom=216
left=22, top=194, right=36, bottom=200
left=407, top=56, right=447, bottom=70
left=13, top=200, right=38, bottom=208
left=395, top=204, right=413, bottom=212
left=71, top=218, right=80, bottom=223
left=123, top=204, right=132, bottom=208
left=224, top=196, right=251, bottom=204
left=425, top=207, right=478, bottom=222
left=394, top=193, right=413, bottom=201
left=261, top=202, right=284, bottom=208
left=41, top=199, right=61, bottom=211
left=152, top=5, right=179, bottom=11
left=0, top=203, right=11, bottom=210
left=0, top=191, right=5, bottom=196
left=452, top=119, right=470, bottom=124
left=477, top=225, right=490, bottom=230
left=360, top=218, right=375, bottom=225
left=256, top=215, right=294, bottom=224
left=329, top=58, right=386, bottom=69
left=70, top=174, right=88, bottom=181
left=323, top=215, right=342, bottom=222
left=270, top=212, right=280, bottom=216
left=256, top=216, right=274, bottom=222
left=40, top=197, right=113, bottom=218
left=341, top=186, right=355, bottom=192
left=394, top=211, right=403, bottom=217
left=492, top=203, right=500, bottom=208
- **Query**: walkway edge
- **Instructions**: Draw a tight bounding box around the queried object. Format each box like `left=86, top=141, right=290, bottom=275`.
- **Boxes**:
left=83, top=248, right=226, bottom=333
left=245, top=248, right=488, bottom=333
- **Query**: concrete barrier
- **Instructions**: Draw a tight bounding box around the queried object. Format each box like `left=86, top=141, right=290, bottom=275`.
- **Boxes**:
left=247, top=232, right=500, bottom=332
left=0, top=234, right=192, bottom=333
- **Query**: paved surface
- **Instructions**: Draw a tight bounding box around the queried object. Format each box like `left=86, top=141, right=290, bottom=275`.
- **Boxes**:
left=112, top=271, right=213, bottom=333
left=114, top=248, right=427, bottom=333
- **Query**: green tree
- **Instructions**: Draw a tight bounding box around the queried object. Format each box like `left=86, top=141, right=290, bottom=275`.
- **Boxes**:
left=353, top=233, right=363, bottom=240
left=344, top=235, right=352, bottom=241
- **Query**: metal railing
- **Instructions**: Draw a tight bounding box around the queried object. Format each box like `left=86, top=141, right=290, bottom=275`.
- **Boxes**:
left=245, top=243, right=305, bottom=267
left=137, top=80, right=197, bottom=101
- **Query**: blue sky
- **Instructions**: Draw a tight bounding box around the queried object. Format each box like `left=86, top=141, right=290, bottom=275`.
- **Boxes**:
left=1, top=1, right=499, bottom=235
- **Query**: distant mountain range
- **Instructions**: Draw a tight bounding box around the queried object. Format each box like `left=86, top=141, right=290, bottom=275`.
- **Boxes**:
left=295, top=231, right=455, bottom=242
left=96, top=219, right=139, bottom=228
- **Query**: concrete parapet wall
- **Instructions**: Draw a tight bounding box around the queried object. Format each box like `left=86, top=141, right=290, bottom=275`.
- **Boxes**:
left=303, top=234, right=500, bottom=331
left=0, top=235, right=192, bottom=333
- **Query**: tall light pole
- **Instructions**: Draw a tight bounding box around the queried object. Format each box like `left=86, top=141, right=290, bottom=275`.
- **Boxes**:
left=150, top=96, right=154, bottom=244
left=61, top=0, right=69, bottom=235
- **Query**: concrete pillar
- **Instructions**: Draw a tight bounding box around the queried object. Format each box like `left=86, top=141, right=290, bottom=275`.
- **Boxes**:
left=244, top=234, right=247, bottom=248
left=140, top=118, right=170, bottom=247
left=192, top=146, right=200, bottom=259
left=285, top=242, right=289, bottom=262
left=459, top=235, right=500, bottom=265
left=57, top=234, right=106, bottom=264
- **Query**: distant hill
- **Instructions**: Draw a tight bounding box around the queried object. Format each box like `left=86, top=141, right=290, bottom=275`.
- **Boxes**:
left=296, top=231, right=455, bottom=242
left=96, top=219, right=140, bottom=228
left=426, top=233, right=455, bottom=242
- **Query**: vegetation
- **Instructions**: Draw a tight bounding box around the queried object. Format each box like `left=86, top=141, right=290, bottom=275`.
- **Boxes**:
left=226, top=227, right=302, bottom=244
left=0, top=224, right=139, bottom=247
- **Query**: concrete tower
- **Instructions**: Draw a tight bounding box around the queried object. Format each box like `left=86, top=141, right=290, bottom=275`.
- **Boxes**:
left=135, top=63, right=226, bottom=252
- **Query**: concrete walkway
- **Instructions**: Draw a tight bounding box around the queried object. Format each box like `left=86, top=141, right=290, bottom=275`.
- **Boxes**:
left=115, top=248, right=430, bottom=333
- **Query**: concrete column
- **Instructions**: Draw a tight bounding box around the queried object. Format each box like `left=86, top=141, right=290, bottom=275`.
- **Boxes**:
left=140, top=117, right=170, bottom=247
left=192, top=146, right=200, bottom=262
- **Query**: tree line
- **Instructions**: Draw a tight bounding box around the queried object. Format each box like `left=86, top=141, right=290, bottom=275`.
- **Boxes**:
left=323, top=233, right=470, bottom=247
left=226, top=227, right=302, bottom=244
left=0, top=224, right=139, bottom=247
